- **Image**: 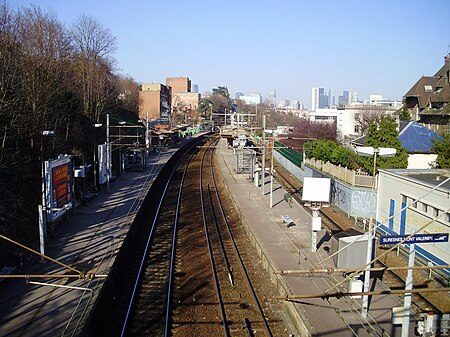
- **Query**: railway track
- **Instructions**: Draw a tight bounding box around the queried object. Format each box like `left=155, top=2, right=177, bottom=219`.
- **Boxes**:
left=120, top=144, right=194, bottom=336
left=87, top=135, right=286, bottom=336
left=199, top=138, right=273, bottom=336
left=171, top=136, right=282, bottom=336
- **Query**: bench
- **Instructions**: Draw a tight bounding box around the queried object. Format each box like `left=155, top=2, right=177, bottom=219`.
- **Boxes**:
left=281, top=215, right=295, bottom=228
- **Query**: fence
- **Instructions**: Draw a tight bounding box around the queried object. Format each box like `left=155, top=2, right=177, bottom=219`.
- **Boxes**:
left=304, top=158, right=374, bottom=188
left=274, top=141, right=303, bottom=167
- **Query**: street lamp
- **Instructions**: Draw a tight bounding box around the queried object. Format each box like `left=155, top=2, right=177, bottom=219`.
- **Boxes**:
left=209, top=103, right=213, bottom=122
left=261, top=115, right=266, bottom=196
left=39, top=130, right=55, bottom=260
left=270, top=134, right=275, bottom=208
left=93, top=123, right=103, bottom=192
left=355, top=146, right=396, bottom=318
left=106, top=114, right=110, bottom=192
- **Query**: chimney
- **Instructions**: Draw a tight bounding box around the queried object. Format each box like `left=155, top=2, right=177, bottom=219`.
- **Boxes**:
left=445, top=53, right=450, bottom=64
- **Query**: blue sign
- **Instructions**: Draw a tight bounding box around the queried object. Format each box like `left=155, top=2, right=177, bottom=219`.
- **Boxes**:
left=380, top=233, right=449, bottom=245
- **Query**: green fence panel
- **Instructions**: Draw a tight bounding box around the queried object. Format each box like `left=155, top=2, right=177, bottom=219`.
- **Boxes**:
left=274, top=141, right=303, bottom=167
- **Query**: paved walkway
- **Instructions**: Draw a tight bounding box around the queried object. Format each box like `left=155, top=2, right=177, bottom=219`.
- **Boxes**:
left=217, top=138, right=413, bottom=337
left=0, top=149, right=175, bottom=337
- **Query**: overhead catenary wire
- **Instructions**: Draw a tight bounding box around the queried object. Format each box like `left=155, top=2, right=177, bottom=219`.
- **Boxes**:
left=281, top=287, right=450, bottom=301
left=0, top=234, right=83, bottom=276
left=323, top=206, right=450, bottom=295
left=275, top=264, right=450, bottom=276
left=0, top=274, right=107, bottom=279
left=318, top=175, right=450, bottom=266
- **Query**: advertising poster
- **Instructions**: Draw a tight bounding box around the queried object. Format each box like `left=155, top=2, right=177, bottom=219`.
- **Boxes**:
left=52, top=162, right=71, bottom=208
left=44, top=155, right=73, bottom=222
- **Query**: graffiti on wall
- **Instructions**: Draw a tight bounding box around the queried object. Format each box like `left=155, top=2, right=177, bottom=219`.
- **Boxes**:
left=331, top=180, right=347, bottom=207
left=304, top=165, right=376, bottom=219
left=351, top=190, right=374, bottom=218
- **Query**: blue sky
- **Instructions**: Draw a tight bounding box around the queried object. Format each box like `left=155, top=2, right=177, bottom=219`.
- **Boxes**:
left=10, top=0, right=450, bottom=108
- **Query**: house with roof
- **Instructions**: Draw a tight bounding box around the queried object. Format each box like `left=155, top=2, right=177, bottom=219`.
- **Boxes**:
left=403, top=54, right=450, bottom=134
left=351, top=121, right=442, bottom=169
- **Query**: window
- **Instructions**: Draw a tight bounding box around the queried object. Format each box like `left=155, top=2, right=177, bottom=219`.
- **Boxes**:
left=433, top=207, right=439, bottom=217
left=446, top=213, right=450, bottom=223
left=424, top=85, right=433, bottom=92
left=422, top=203, right=428, bottom=213
left=402, top=195, right=407, bottom=204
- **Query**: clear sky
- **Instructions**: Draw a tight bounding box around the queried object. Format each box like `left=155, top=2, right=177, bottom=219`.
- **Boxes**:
left=10, top=0, right=450, bottom=108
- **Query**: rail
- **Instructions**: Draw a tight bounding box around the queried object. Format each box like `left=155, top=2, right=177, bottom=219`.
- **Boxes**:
left=209, top=145, right=274, bottom=337
left=200, top=138, right=230, bottom=336
left=120, top=144, right=196, bottom=336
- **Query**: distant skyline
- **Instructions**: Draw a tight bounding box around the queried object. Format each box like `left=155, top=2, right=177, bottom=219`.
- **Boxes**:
left=10, top=0, right=450, bottom=108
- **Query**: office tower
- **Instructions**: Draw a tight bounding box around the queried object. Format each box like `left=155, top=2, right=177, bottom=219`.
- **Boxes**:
left=311, top=87, right=320, bottom=111
left=328, top=89, right=335, bottom=108
left=319, top=89, right=328, bottom=108
left=235, top=92, right=245, bottom=99
left=343, top=90, right=350, bottom=105
left=268, top=90, right=277, bottom=107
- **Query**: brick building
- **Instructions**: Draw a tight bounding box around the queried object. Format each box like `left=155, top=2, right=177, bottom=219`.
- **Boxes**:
left=138, top=83, right=171, bottom=121
left=166, top=77, right=191, bottom=93
left=138, top=77, right=200, bottom=127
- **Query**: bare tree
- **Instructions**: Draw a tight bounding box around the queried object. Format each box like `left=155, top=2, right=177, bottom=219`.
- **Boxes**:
left=280, top=118, right=337, bottom=150
left=116, top=74, right=140, bottom=113
left=70, top=14, right=117, bottom=123
left=14, top=5, right=74, bottom=141
left=354, top=106, right=389, bottom=135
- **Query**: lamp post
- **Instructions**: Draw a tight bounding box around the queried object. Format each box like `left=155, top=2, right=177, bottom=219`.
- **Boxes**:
left=93, top=123, right=103, bottom=192
left=355, top=146, right=396, bottom=318
left=209, top=103, right=213, bottom=122
left=118, top=121, right=126, bottom=174
left=269, top=134, right=275, bottom=208
left=261, top=115, right=266, bottom=196
left=39, top=130, right=55, bottom=260
left=146, top=111, right=151, bottom=149
left=106, top=113, right=110, bottom=192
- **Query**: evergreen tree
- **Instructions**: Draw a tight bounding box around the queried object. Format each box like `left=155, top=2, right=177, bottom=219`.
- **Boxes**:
left=432, top=134, right=450, bottom=168
left=360, top=116, right=408, bottom=173
left=398, top=104, right=411, bottom=121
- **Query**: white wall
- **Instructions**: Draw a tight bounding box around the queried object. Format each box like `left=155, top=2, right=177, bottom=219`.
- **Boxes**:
left=309, top=108, right=356, bottom=138
left=377, top=169, right=450, bottom=269
left=407, top=154, right=438, bottom=169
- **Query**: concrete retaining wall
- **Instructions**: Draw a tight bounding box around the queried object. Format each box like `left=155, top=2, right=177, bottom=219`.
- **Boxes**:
left=303, top=164, right=376, bottom=220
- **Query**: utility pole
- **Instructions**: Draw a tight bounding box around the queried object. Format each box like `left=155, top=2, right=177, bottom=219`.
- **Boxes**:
left=39, top=130, right=54, bottom=260
left=106, top=113, right=110, bottom=192
left=270, top=134, right=274, bottom=208
left=262, top=115, right=266, bottom=196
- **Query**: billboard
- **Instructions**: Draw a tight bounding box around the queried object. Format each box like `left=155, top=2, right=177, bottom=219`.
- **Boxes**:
left=44, top=155, right=73, bottom=222
left=302, top=177, right=331, bottom=203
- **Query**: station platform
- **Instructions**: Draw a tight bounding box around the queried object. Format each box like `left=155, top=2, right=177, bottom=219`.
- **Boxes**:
left=0, top=148, right=177, bottom=337
left=216, top=138, right=414, bottom=337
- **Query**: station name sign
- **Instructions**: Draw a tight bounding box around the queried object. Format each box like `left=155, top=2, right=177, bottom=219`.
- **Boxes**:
left=380, top=233, right=449, bottom=245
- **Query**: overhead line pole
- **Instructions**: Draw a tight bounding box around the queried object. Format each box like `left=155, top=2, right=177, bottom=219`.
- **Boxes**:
left=262, top=115, right=266, bottom=196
